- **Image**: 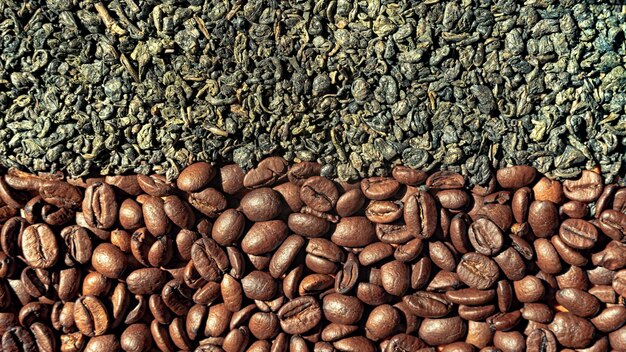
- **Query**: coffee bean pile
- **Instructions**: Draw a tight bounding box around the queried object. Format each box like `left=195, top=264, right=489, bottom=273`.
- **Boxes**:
left=1, top=158, right=626, bottom=351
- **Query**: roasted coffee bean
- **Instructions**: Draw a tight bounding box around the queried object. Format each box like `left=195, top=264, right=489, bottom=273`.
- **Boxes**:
left=528, top=201, right=559, bottom=238
left=520, top=303, right=554, bottom=324
left=242, top=220, right=289, bottom=255
left=403, top=291, right=453, bottom=318
left=331, top=217, right=376, bottom=247
left=513, top=275, right=545, bottom=303
left=177, top=162, right=216, bottom=192
left=560, top=200, right=588, bottom=219
left=548, top=312, right=596, bottom=348
left=555, top=288, right=600, bottom=318
left=21, top=223, right=59, bottom=269
left=74, top=295, right=109, bottom=337
left=288, top=213, right=330, bottom=237
left=468, top=218, right=503, bottom=255
left=300, top=176, right=339, bottom=213
left=278, top=296, right=322, bottom=335
left=137, top=174, right=175, bottom=197
left=457, top=252, right=499, bottom=289
left=121, top=323, right=152, bottom=352
left=597, top=209, right=626, bottom=241
left=496, top=166, right=536, bottom=189
left=559, top=219, right=598, bottom=249
left=563, top=170, right=603, bottom=203
left=240, top=187, right=283, bottom=221
left=591, top=306, right=626, bottom=333
left=188, top=188, right=227, bottom=218
left=392, top=166, right=427, bottom=186
left=323, top=293, right=364, bottom=325
left=243, top=156, right=288, bottom=189
left=163, top=195, right=195, bottom=229
left=82, top=183, right=117, bottom=229
left=361, top=177, right=400, bottom=200
left=418, top=316, right=466, bottom=346
left=526, top=328, right=557, bottom=352
left=191, top=238, right=229, bottom=281
left=494, top=247, right=526, bottom=281
left=426, top=171, right=465, bottom=190
left=534, top=238, right=562, bottom=274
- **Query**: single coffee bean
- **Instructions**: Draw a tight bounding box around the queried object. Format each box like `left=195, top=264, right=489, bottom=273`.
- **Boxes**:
left=300, top=176, right=339, bottom=212
left=188, top=187, right=227, bottom=218
left=288, top=213, right=330, bottom=238
left=74, top=295, right=109, bottom=337
left=336, top=189, right=366, bottom=217
left=560, top=200, right=588, bottom=219
left=126, top=268, right=167, bottom=295
left=563, top=170, right=603, bottom=202
left=82, top=183, right=117, bottom=229
left=487, top=310, right=522, bottom=331
left=513, top=275, right=545, bottom=303
left=287, top=162, right=322, bottom=186
left=526, top=328, right=557, bottom=352
left=215, top=164, right=245, bottom=195
left=511, top=188, right=531, bottom=223
left=534, top=238, right=562, bottom=274
left=591, top=306, right=626, bottom=333
left=191, top=238, right=229, bottom=281
left=321, top=323, right=359, bottom=342
left=558, top=219, right=598, bottom=249
left=520, top=303, right=554, bottom=324
left=365, top=200, right=403, bottom=224
left=404, top=190, right=437, bottom=239
left=494, top=247, right=526, bottom=281
left=120, top=323, right=152, bottom=352
left=555, top=288, right=600, bottom=318
left=528, top=201, right=559, bottom=238
left=21, top=223, right=59, bottom=269
left=496, top=166, right=536, bottom=189
left=269, top=235, right=305, bottom=279
left=403, top=291, right=453, bottom=318
left=418, top=316, right=466, bottom=346
left=380, top=260, right=410, bottom=296
left=242, top=220, right=289, bottom=255
left=163, top=195, right=195, bottom=229
left=533, top=177, right=563, bottom=204
left=243, top=156, right=288, bottom=189
left=468, top=218, right=503, bottom=256
left=435, top=190, right=470, bottom=210
left=136, top=174, right=175, bottom=197
left=177, top=162, right=216, bottom=192
left=592, top=240, right=626, bottom=271
left=331, top=217, right=376, bottom=247
left=392, top=166, right=427, bottom=186
left=426, top=171, right=465, bottom=190
left=457, top=252, right=499, bottom=289
left=240, top=188, right=283, bottom=221
left=119, top=199, right=144, bottom=231
left=597, top=209, right=626, bottom=241
left=551, top=235, right=588, bottom=267
left=323, top=293, right=364, bottom=325
left=241, top=271, right=277, bottom=301
left=364, top=304, right=400, bottom=341
left=549, top=312, right=596, bottom=348
left=84, top=335, right=121, bottom=352
left=361, top=177, right=400, bottom=200
left=277, top=296, right=322, bottom=335
left=91, top=243, right=127, bottom=279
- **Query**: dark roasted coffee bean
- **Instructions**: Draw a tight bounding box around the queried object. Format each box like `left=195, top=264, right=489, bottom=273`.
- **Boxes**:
left=365, top=200, right=403, bottom=224
left=403, top=291, right=453, bottom=318
left=520, top=303, right=553, bottom=324
left=364, top=304, right=400, bottom=341
left=551, top=235, right=588, bottom=267
left=392, top=166, right=427, bottom=186
left=487, top=310, right=521, bottom=331
left=528, top=201, right=559, bottom=238
left=513, top=275, right=545, bottom=303
left=404, top=190, right=437, bottom=239
left=457, top=252, right=499, bottom=289
left=496, top=166, right=536, bottom=189
left=74, top=295, right=109, bottom=337
left=426, top=171, right=465, bottom=190
left=323, top=293, right=364, bottom=325
left=21, top=223, right=59, bottom=269
left=418, top=316, right=466, bottom=346
left=380, top=260, right=410, bottom=296
left=82, top=183, right=117, bottom=229
left=549, top=312, right=596, bottom=348
left=361, top=177, right=400, bottom=200
left=597, top=209, right=626, bottom=241
left=288, top=213, right=330, bottom=238
left=240, top=187, right=283, bottom=221
left=526, top=328, right=557, bottom=352
left=243, top=157, right=288, bottom=189
left=163, top=195, right=195, bottom=229
left=137, top=174, right=175, bottom=197
left=191, top=237, right=229, bottom=281
left=591, top=306, right=626, bottom=333
left=494, top=247, right=526, bottom=281
left=563, top=170, right=603, bottom=203
left=555, top=288, right=600, bottom=318
left=559, top=219, right=598, bottom=249
left=468, top=218, right=503, bottom=255
left=242, top=220, right=289, bottom=255
left=331, top=217, right=376, bottom=247
left=177, top=162, right=216, bottom=192
left=121, top=323, right=152, bottom=352
left=534, top=238, right=562, bottom=274
left=300, top=176, right=339, bottom=213
left=288, top=162, right=322, bottom=186
left=278, top=296, right=322, bottom=335
left=336, top=189, right=366, bottom=218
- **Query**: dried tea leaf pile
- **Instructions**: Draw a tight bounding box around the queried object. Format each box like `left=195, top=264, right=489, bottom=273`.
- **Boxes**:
left=0, top=1, right=625, bottom=185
